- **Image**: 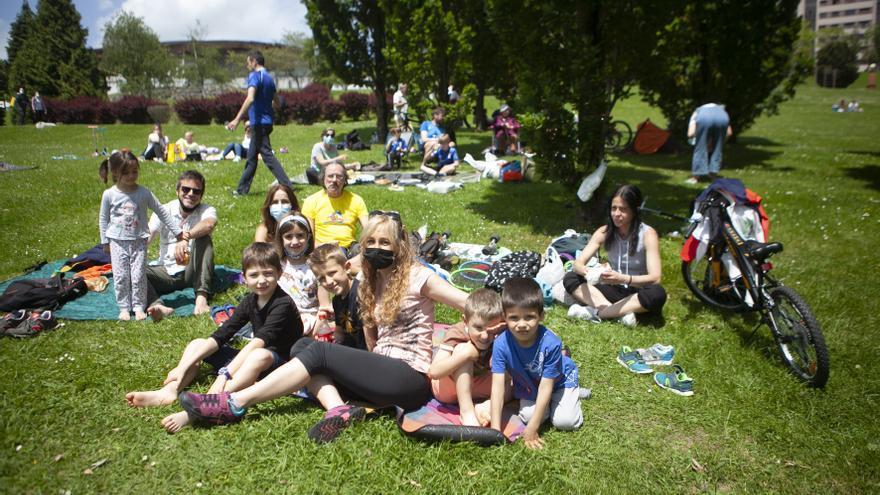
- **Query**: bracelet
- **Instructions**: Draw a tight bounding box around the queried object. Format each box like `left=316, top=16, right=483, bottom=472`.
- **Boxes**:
left=218, top=367, right=232, bottom=380
left=628, top=275, right=633, bottom=285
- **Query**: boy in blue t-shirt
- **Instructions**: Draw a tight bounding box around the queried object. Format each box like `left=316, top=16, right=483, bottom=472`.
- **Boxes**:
left=385, top=127, right=407, bottom=170
left=490, top=278, right=583, bottom=449
left=421, top=133, right=460, bottom=176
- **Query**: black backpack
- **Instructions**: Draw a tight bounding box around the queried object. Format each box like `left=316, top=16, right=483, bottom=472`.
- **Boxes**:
left=485, top=251, right=542, bottom=292
left=0, top=273, right=87, bottom=312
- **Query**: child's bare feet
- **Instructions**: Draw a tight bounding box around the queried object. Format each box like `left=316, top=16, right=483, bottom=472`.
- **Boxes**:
left=161, top=410, right=191, bottom=434
left=118, top=310, right=131, bottom=321
left=134, top=309, right=147, bottom=320
left=460, top=412, right=481, bottom=427
left=474, top=400, right=492, bottom=426
left=193, top=295, right=210, bottom=315
left=125, top=387, right=177, bottom=408
left=147, top=304, right=174, bottom=322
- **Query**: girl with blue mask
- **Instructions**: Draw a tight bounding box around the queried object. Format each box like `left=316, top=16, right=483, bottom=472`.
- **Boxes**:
left=275, top=213, right=324, bottom=335
left=255, top=184, right=300, bottom=243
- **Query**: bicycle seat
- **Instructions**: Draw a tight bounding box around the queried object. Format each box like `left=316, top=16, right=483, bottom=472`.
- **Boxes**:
left=749, top=241, right=783, bottom=261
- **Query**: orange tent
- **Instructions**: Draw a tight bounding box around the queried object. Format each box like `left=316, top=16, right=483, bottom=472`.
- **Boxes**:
left=633, top=119, right=671, bottom=154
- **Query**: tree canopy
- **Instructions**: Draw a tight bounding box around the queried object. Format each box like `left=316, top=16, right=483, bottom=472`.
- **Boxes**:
left=100, top=11, right=174, bottom=97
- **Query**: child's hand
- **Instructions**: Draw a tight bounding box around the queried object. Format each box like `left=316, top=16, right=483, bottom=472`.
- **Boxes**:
left=522, top=427, right=545, bottom=450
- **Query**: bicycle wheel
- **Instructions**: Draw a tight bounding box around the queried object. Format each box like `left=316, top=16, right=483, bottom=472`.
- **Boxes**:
left=767, top=286, right=829, bottom=388
left=449, top=268, right=488, bottom=292
left=606, top=120, right=633, bottom=152
left=681, top=256, right=748, bottom=311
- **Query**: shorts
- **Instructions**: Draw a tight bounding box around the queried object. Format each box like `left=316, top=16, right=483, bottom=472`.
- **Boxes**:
left=562, top=271, right=667, bottom=313
left=203, top=344, right=286, bottom=379
left=431, top=371, right=493, bottom=404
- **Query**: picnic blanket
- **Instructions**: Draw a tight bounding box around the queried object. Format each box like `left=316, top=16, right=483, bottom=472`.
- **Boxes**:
left=0, top=260, right=240, bottom=320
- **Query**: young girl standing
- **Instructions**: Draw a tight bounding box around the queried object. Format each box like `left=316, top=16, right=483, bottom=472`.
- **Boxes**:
left=274, top=213, right=323, bottom=335
left=99, top=151, right=182, bottom=320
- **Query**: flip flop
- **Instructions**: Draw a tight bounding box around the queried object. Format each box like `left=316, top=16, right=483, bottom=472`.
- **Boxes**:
left=211, top=306, right=230, bottom=326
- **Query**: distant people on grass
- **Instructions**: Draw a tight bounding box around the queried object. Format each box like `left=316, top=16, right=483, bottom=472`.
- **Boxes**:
left=14, top=88, right=27, bottom=126
left=125, top=242, right=303, bottom=435
left=491, top=104, right=521, bottom=155
left=563, top=184, right=667, bottom=327
left=301, top=162, right=368, bottom=255
left=385, top=127, right=407, bottom=169
left=420, top=107, right=448, bottom=160
left=393, top=83, right=409, bottom=129
left=221, top=121, right=252, bottom=162
left=144, top=170, right=217, bottom=322
left=307, top=128, right=360, bottom=186
left=227, top=50, right=292, bottom=196
left=31, top=92, right=46, bottom=123
left=98, top=151, right=182, bottom=321
left=421, top=133, right=459, bottom=176
left=254, top=184, right=300, bottom=243
left=143, top=123, right=169, bottom=162
left=686, top=103, right=732, bottom=184
left=175, top=131, right=202, bottom=161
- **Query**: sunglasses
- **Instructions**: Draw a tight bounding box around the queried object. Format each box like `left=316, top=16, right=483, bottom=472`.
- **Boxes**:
left=369, top=210, right=401, bottom=222
left=179, top=186, right=203, bottom=196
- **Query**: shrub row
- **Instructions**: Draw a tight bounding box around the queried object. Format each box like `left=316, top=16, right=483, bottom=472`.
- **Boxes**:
left=41, top=85, right=378, bottom=125
left=45, top=96, right=163, bottom=125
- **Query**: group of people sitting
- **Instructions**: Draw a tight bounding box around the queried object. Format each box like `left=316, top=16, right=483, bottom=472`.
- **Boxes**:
left=142, top=123, right=254, bottom=163
left=102, top=144, right=664, bottom=446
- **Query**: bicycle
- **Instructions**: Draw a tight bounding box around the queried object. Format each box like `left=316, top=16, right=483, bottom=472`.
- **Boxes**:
left=680, top=190, right=830, bottom=388
left=604, top=116, right=633, bottom=152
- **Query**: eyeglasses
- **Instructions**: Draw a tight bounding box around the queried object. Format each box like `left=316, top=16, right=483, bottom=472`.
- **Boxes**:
left=180, top=186, right=203, bottom=196
left=369, top=210, right=401, bottom=222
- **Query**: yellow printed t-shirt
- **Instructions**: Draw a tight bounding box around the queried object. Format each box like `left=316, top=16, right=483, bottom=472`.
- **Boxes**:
left=301, top=189, right=367, bottom=248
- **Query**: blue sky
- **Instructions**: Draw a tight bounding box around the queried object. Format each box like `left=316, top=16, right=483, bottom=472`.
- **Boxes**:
left=0, top=0, right=310, bottom=60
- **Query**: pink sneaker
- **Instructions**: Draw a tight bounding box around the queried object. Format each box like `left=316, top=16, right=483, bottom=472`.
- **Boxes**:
left=179, top=392, right=244, bottom=426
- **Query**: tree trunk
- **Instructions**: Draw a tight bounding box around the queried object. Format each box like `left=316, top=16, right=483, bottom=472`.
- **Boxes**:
left=371, top=3, right=389, bottom=139
left=475, top=83, right=487, bottom=131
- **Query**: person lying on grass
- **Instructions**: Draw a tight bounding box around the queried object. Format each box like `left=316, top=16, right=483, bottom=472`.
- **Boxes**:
left=125, top=242, right=302, bottom=434
left=491, top=278, right=583, bottom=450
left=428, top=288, right=508, bottom=427
left=177, top=212, right=467, bottom=444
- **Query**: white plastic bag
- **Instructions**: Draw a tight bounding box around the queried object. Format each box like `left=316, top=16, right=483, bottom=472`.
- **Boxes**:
left=536, top=246, right=565, bottom=286
left=577, top=160, right=607, bottom=202
left=426, top=181, right=462, bottom=194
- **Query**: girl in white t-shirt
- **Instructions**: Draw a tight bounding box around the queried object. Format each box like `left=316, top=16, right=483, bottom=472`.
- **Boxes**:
left=274, top=213, right=321, bottom=334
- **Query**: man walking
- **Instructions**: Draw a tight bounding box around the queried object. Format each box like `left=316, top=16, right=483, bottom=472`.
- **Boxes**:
left=227, top=51, right=292, bottom=195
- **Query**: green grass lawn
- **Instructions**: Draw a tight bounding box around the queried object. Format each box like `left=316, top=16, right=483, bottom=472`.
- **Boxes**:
left=0, top=83, right=878, bottom=494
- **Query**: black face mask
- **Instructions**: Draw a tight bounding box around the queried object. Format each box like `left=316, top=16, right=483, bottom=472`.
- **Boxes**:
left=363, top=248, right=394, bottom=270
left=179, top=199, right=197, bottom=214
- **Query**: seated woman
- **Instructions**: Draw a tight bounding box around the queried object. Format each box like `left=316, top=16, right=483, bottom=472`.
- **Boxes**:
left=491, top=105, right=520, bottom=155
left=254, top=184, right=300, bottom=243
left=221, top=121, right=252, bottom=162
left=175, top=131, right=202, bottom=161
left=307, top=128, right=360, bottom=185
left=179, top=212, right=469, bottom=444
left=562, top=184, right=666, bottom=327
left=142, top=123, right=169, bottom=161
left=301, top=162, right=369, bottom=256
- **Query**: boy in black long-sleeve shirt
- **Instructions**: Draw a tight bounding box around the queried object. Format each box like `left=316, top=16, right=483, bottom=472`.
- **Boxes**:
left=124, top=242, right=302, bottom=433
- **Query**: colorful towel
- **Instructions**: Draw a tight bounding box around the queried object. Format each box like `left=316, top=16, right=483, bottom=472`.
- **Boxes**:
left=0, top=260, right=241, bottom=320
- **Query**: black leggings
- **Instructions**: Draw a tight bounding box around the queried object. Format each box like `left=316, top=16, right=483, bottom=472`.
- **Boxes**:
left=290, top=338, right=431, bottom=410
left=562, top=271, right=667, bottom=313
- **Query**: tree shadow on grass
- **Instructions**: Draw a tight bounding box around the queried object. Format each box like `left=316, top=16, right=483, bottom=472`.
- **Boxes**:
left=842, top=164, right=880, bottom=191
left=620, top=136, right=787, bottom=174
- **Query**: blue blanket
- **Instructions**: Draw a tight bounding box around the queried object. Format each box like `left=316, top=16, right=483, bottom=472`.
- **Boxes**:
left=0, top=261, right=241, bottom=320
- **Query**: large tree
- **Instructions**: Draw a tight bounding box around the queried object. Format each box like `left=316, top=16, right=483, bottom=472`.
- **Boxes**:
left=5, top=1, right=35, bottom=72
left=100, top=11, right=174, bottom=97
left=179, top=22, right=230, bottom=96
left=8, top=0, right=103, bottom=97
left=263, top=31, right=312, bottom=90
left=638, top=0, right=806, bottom=139
left=488, top=0, right=674, bottom=191
left=305, top=0, right=394, bottom=137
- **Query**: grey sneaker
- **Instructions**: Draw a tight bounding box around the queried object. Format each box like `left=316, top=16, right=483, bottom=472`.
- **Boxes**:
left=637, top=344, right=675, bottom=365
left=567, top=304, right=601, bottom=323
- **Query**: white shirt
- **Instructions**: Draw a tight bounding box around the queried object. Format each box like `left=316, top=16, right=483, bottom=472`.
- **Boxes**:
left=148, top=200, right=217, bottom=275
left=393, top=90, right=408, bottom=113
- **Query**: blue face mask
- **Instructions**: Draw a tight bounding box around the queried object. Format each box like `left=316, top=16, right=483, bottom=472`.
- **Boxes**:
left=323, top=134, right=335, bottom=146
left=270, top=204, right=291, bottom=221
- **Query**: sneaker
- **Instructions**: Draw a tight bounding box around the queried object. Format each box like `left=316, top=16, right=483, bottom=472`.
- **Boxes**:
left=233, top=156, right=241, bottom=163
left=616, top=346, right=653, bottom=374
left=568, top=304, right=601, bottom=323
left=654, top=365, right=694, bottom=396
left=7, top=310, right=57, bottom=338
left=637, top=344, right=675, bottom=365
left=578, top=387, right=592, bottom=400
left=178, top=391, right=244, bottom=426
left=211, top=306, right=230, bottom=326
left=619, top=313, right=637, bottom=327
left=307, top=405, right=366, bottom=444
left=1, top=310, right=28, bottom=335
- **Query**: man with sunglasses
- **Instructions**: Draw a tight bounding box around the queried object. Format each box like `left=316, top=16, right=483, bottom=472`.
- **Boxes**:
left=144, top=170, right=218, bottom=321
left=301, top=162, right=369, bottom=257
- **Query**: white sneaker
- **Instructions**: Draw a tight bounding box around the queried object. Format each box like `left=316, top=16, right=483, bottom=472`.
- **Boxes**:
left=233, top=156, right=241, bottom=163
left=567, top=304, right=601, bottom=323
left=619, top=313, right=638, bottom=327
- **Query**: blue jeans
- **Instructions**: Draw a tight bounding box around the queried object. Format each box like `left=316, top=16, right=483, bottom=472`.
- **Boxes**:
left=235, top=125, right=292, bottom=194
left=222, top=142, right=246, bottom=159
left=691, top=106, right=730, bottom=176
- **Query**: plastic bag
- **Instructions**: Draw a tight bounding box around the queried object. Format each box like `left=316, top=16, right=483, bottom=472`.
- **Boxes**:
left=576, top=160, right=607, bottom=202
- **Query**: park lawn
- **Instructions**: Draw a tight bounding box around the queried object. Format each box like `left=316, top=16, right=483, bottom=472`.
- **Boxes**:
left=0, top=82, right=878, bottom=494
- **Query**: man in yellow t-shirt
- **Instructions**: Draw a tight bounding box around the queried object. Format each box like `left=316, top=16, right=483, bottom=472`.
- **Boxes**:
left=302, top=163, right=369, bottom=252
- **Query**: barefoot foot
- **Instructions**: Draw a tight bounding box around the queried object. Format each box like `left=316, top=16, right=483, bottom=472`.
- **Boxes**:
left=125, top=388, right=178, bottom=408
left=134, top=309, right=147, bottom=320
left=460, top=412, right=481, bottom=427
left=118, top=310, right=131, bottom=321
left=193, top=296, right=210, bottom=316
left=161, top=411, right=191, bottom=434
left=147, top=305, right=174, bottom=323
